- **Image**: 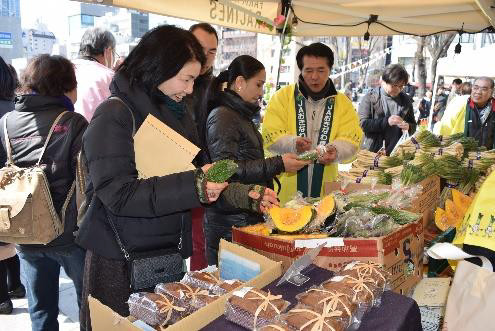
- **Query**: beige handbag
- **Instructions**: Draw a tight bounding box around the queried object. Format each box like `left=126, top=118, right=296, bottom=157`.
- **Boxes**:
left=0, top=111, right=75, bottom=244
left=428, top=243, right=494, bottom=331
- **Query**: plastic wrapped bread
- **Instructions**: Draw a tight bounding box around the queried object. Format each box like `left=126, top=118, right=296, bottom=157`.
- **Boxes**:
left=295, top=287, right=356, bottom=327
left=127, top=292, right=187, bottom=327
left=225, top=287, right=290, bottom=330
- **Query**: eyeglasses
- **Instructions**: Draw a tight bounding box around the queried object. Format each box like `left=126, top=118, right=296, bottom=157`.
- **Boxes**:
left=391, top=83, right=405, bottom=90
left=472, top=85, right=492, bottom=93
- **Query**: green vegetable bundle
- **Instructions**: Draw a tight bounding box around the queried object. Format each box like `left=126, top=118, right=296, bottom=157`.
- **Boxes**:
left=297, top=150, right=319, bottom=161
left=205, top=159, right=238, bottom=182
left=368, top=206, right=421, bottom=225
left=400, top=163, right=427, bottom=186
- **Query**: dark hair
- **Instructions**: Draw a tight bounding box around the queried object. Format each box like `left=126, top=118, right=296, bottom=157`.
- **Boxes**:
left=474, top=76, right=494, bottom=89
left=79, top=27, right=116, bottom=57
left=452, top=78, right=463, bottom=85
left=0, top=56, right=16, bottom=100
left=296, top=43, right=334, bottom=70
left=19, top=54, right=76, bottom=97
left=461, top=82, right=472, bottom=95
left=189, top=23, right=218, bottom=41
left=382, top=64, right=409, bottom=85
left=118, top=25, right=205, bottom=98
left=205, top=55, right=264, bottom=108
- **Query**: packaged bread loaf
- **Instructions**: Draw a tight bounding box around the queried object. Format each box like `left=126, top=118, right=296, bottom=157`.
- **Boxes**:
left=182, top=271, right=244, bottom=294
left=225, top=287, right=290, bottom=330
left=283, top=303, right=347, bottom=331
left=296, top=287, right=356, bottom=326
left=338, top=261, right=389, bottom=290
left=155, top=282, right=214, bottom=311
left=127, top=292, right=187, bottom=327
left=321, top=275, right=378, bottom=306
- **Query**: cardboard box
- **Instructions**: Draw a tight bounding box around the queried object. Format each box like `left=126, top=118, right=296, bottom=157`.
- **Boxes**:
left=325, top=175, right=441, bottom=227
left=89, top=240, right=282, bottom=331
left=232, top=219, right=424, bottom=296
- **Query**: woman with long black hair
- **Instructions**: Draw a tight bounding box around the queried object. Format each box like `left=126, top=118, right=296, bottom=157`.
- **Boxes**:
left=77, top=26, right=278, bottom=330
left=203, top=55, right=309, bottom=265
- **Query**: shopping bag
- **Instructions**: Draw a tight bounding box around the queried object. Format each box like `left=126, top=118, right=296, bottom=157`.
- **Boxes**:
left=390, top=130, right=410, bottom=156
left=427, top=243, right=494, bottom=331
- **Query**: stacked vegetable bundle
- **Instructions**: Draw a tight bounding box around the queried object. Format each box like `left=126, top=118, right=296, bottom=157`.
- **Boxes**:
left=342, top=129, right=495, bottom=207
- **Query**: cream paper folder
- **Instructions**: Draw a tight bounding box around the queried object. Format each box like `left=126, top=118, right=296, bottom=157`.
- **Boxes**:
left=134, top=114, right=200, bottom=178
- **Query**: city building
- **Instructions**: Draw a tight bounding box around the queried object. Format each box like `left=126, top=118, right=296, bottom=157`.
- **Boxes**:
left=22, top=28, right=56, bottom=59
left=94, top=8, right=148, bottom=57
left=95, top=9, right=149, bottom=42
left=0, top=0, right=23, bottom=63
left=216, top=27, right=258, bottom=71
left=66, top=2, right=118, bottom=58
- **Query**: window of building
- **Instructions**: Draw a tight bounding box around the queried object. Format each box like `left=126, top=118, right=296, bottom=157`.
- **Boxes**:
left=81, top=14, right=95, bottom=27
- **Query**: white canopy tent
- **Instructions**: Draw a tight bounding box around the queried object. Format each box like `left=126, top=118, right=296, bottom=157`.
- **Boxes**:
left=436, top=43, right=495, bottom=78
left=75, top=0, right=495, bottom=37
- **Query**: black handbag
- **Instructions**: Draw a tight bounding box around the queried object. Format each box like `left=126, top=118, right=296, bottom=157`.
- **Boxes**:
left=106, top=213, right=185, bottom=290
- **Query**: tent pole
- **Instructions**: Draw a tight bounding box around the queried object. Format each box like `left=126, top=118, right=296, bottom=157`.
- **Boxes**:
left=275, top=6, right=291, bottom=89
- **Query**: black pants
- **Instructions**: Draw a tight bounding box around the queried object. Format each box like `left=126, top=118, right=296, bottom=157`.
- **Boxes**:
left=464, top=244, right=495, bottom=271
left=204, top=222, right=234, bottom=266
left=0, top=255, right=22, bottom=302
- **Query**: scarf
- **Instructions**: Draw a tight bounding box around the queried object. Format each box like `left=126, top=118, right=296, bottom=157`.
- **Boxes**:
left=464, top=97, right=495, bottom=149
left=380, top=87, right=402, bottom=117
left=154, top=91, right=186, bottom=120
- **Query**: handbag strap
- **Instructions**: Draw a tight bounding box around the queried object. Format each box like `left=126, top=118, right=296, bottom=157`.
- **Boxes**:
left=36, top=111, right=69, bottom=166
left=3, top=113, right=14, bottom=166
left=109, top=96, right=136, bottom=136
left=105, top=213, right=131, bottom=261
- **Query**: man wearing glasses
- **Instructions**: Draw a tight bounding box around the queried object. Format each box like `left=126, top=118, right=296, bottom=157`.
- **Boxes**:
left=73, top=27, right=116, bottom=122
left=443, top=77, right=495, bottom=149
left=358, top=64, right=416, bottom=155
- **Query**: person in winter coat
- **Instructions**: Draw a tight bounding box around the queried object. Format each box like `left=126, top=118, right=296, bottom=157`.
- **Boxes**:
left=440, top=77, right=495, bottom=149
left=76, top=25, right=277, bottom=330
left=73, top=27, right=116, bottom=122
left=186, top=22, right=219, bottom=270
left=0, top=56, right=16, bottom=117
left=204, top=55, right=309, bottom=265
left=262, top=43, right=363, bottom=204
left=417, top=90, right=432, bottom=125
left=0, top=54, right=88, bottom=329
left=358, top=64, right=416, bottom=155
left=0, top=55, right=25, bottom=315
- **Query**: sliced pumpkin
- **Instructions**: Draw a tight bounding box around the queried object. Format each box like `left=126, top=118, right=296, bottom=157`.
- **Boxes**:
left=451, top=189, right=473, bottom=217
left=241, top=224, right=271, bottom=236
left=316, top=195, right=336, bottom=220
left=269, top=206, right=315, bottom=233
left=435, top=207, right=450, bottom=231
left=445, top=199, right=462, bottom=228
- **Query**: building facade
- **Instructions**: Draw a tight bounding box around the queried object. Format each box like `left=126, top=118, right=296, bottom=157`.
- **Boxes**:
left=0, top=0, right=23, bottom=63
left=22, top=28, right=56, bottom=59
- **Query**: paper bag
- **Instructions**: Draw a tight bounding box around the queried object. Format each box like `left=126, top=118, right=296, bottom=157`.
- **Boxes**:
left=427, top=243, right=494, bottom=331
left=133, top=114, right=200, bottom=178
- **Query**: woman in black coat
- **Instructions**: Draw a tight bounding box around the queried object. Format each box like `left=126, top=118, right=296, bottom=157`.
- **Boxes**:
left=77, top=26, right=277, bottom=330
left=204, top=55, right=309, bottom=265
left=0, top=55, right=88, bottom=328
